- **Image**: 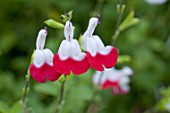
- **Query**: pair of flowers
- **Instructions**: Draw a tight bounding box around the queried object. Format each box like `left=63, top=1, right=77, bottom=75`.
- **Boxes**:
left=29, top=17, right=118, bottom=83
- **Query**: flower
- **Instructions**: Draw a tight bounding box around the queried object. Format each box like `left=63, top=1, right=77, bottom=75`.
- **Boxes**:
left=93, top=66, right=133, bottom=95
left=82, top=17, right=118, bottom=71
left=29, top=28, right=61, bottom=83
left=145, top=0, right=167, bottom=5
left=53, top=20, right=90, bottom=75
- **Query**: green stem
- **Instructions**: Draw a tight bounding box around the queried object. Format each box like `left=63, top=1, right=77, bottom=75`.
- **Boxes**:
left=91, top=0, right=105, bottom=16
left=85, top=72, right=103, bottom=113
left=112, top=0, right=124, bottom=43
left=21, top=70, right=30, bottom=113
left=55, top=75, right=66, bottom=113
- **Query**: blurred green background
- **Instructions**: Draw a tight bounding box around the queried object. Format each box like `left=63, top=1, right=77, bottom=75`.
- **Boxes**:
left=0, top=0, right=170, bottom=113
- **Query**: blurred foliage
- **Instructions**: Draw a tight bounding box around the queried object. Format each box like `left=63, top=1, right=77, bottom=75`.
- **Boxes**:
left=0, top=0, right=170, bottom=113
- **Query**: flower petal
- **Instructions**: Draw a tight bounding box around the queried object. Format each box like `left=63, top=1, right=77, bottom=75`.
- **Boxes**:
left=29, top=63, right=61, bottom=83
left=45, top=64, right=61, bottom=82
left=53, top=53, right=71, bottom=75
left=58, top=40, right=71, bottom=60
left=29, top=64, right=47, bottom=83
left=122, top=66, right=133, bottom=76
left=64, top=21, right=74, bottom=41
left=36, top=29, right=47, bottom=50
left=93, top=35, right=105, bottom=52
left=53, top=53, right=90, bottom=75
left=92, top=71, right=102, bottom=85
left=70, top=39, right=86, bottom=61
left=33, top=50, right=45, bottom=68
left=87, top=52, right=104, bottom=71
left=71, top=55, right=90, bottom=75
left=43, top=48, right=54, bottom=66
left=100, top=46, right=118, bottom=68
left=102, top=80, right=118, bottom=89
left=86, top=38, right=98, bottom=56
left=87, top=46, right=118, bottom=71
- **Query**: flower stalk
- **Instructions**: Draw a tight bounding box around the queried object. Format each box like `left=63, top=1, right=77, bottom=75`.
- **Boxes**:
left=55, top=75, right=66, bottom=113
left=85, top=72, right=103, bottom=113
left=112, top=1, right=124, bottom=42
left=21, top=70, right=30, bottom=113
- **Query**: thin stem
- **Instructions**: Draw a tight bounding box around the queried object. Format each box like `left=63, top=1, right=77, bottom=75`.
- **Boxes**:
left=112, top=0, right=124, bottom=43
left=55, top=75, right=66, bottom=113
left=21, top=70, right=30, bottom=113
left=90, top=0, right=105, bottom=16
left=85, top=72, right=103, bottom=113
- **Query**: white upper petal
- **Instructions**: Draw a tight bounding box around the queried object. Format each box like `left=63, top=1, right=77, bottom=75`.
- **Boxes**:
left=64, top=21, right=74, bottom=41
left=99, top=46, right=113, bottom=55
left=86, top=38, right=97, bottom=56
left=33, top=49, right=45, bottom=67
left=70, top=39, right=86, bottom=61
left=36, top=29, right=47, bottom=50
left=82, top=17, right=99, bottom=51
left=122, top=66, right=133, bottom=76
left=81, top=36, right=88, bottom=51
left=92, top=71, right=102, bottom=85
left=119, top=77, right=130, bottom=85
left=83, top=17, right=99, bottom=37
left=101, top=68, right=120, bottom=84
left=93, top=35, right=105, bottom=52
left=58, top=40, right=71, bottom=60
left=43, top=48, right=54, bottom=66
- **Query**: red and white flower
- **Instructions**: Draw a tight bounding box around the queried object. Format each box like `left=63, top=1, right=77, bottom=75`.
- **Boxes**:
left=82, top=17, right=118, bottom=71
left=93, top=66, right=133, bottom=95
left=29, top=28, right=61, bottom=83
left=53, top=20, right=90, bottom=75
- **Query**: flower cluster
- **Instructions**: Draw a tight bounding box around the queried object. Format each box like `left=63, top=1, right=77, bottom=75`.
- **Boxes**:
left=29, top=17, right=118, bottom=83
left=93, top=66, right=133, bottom=95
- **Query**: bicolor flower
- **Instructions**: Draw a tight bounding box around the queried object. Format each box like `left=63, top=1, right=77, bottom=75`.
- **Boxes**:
left=82, top=17, right=118, bottom=71
left=29, top=28, right=61, bottom=83
left=53, top=20, right=90, bottom=75
left=93, top=66, right=133, bottom=95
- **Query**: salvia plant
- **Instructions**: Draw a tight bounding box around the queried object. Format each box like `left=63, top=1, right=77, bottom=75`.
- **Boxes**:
left=21, top=4, right=139, bottom=113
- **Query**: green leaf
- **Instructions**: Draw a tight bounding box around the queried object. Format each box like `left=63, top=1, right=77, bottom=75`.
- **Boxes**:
left=44, top=19, right=64, bottom=29
left=34, top=81, right=60, bottom=96
left=60, top=14, right=68, bottom=23
left=11, top=102, right=22, bottom=113
left=0, top=101, right=10, bottom=113
left=119, top=10, right=139, bottom=31
left=117, top=55, right=131, bottom=63
left=68, top=10, right=73, bottom=20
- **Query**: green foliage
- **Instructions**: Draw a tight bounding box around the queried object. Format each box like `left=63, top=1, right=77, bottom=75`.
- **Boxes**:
left=0, top=0, right=170, bottom=113
left=119, top=10, right=139, bottom=31
left=44, top=19, right=64, bottom=29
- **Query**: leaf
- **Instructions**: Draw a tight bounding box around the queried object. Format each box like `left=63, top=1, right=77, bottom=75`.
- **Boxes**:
left=60, top=10, right=73, bottom=22
left=117, top=55, right=131, bottom=63
left=68, top=10, right=73, bottom=20
left=34, top=81, right=60, bottom=96
left=0, top=101, right=10, bottom=113
left=11, top=102, right=22, bottom=113
left=119, top=10, right=139, bottom=31
left=44, top=19, right=64, bottom=29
